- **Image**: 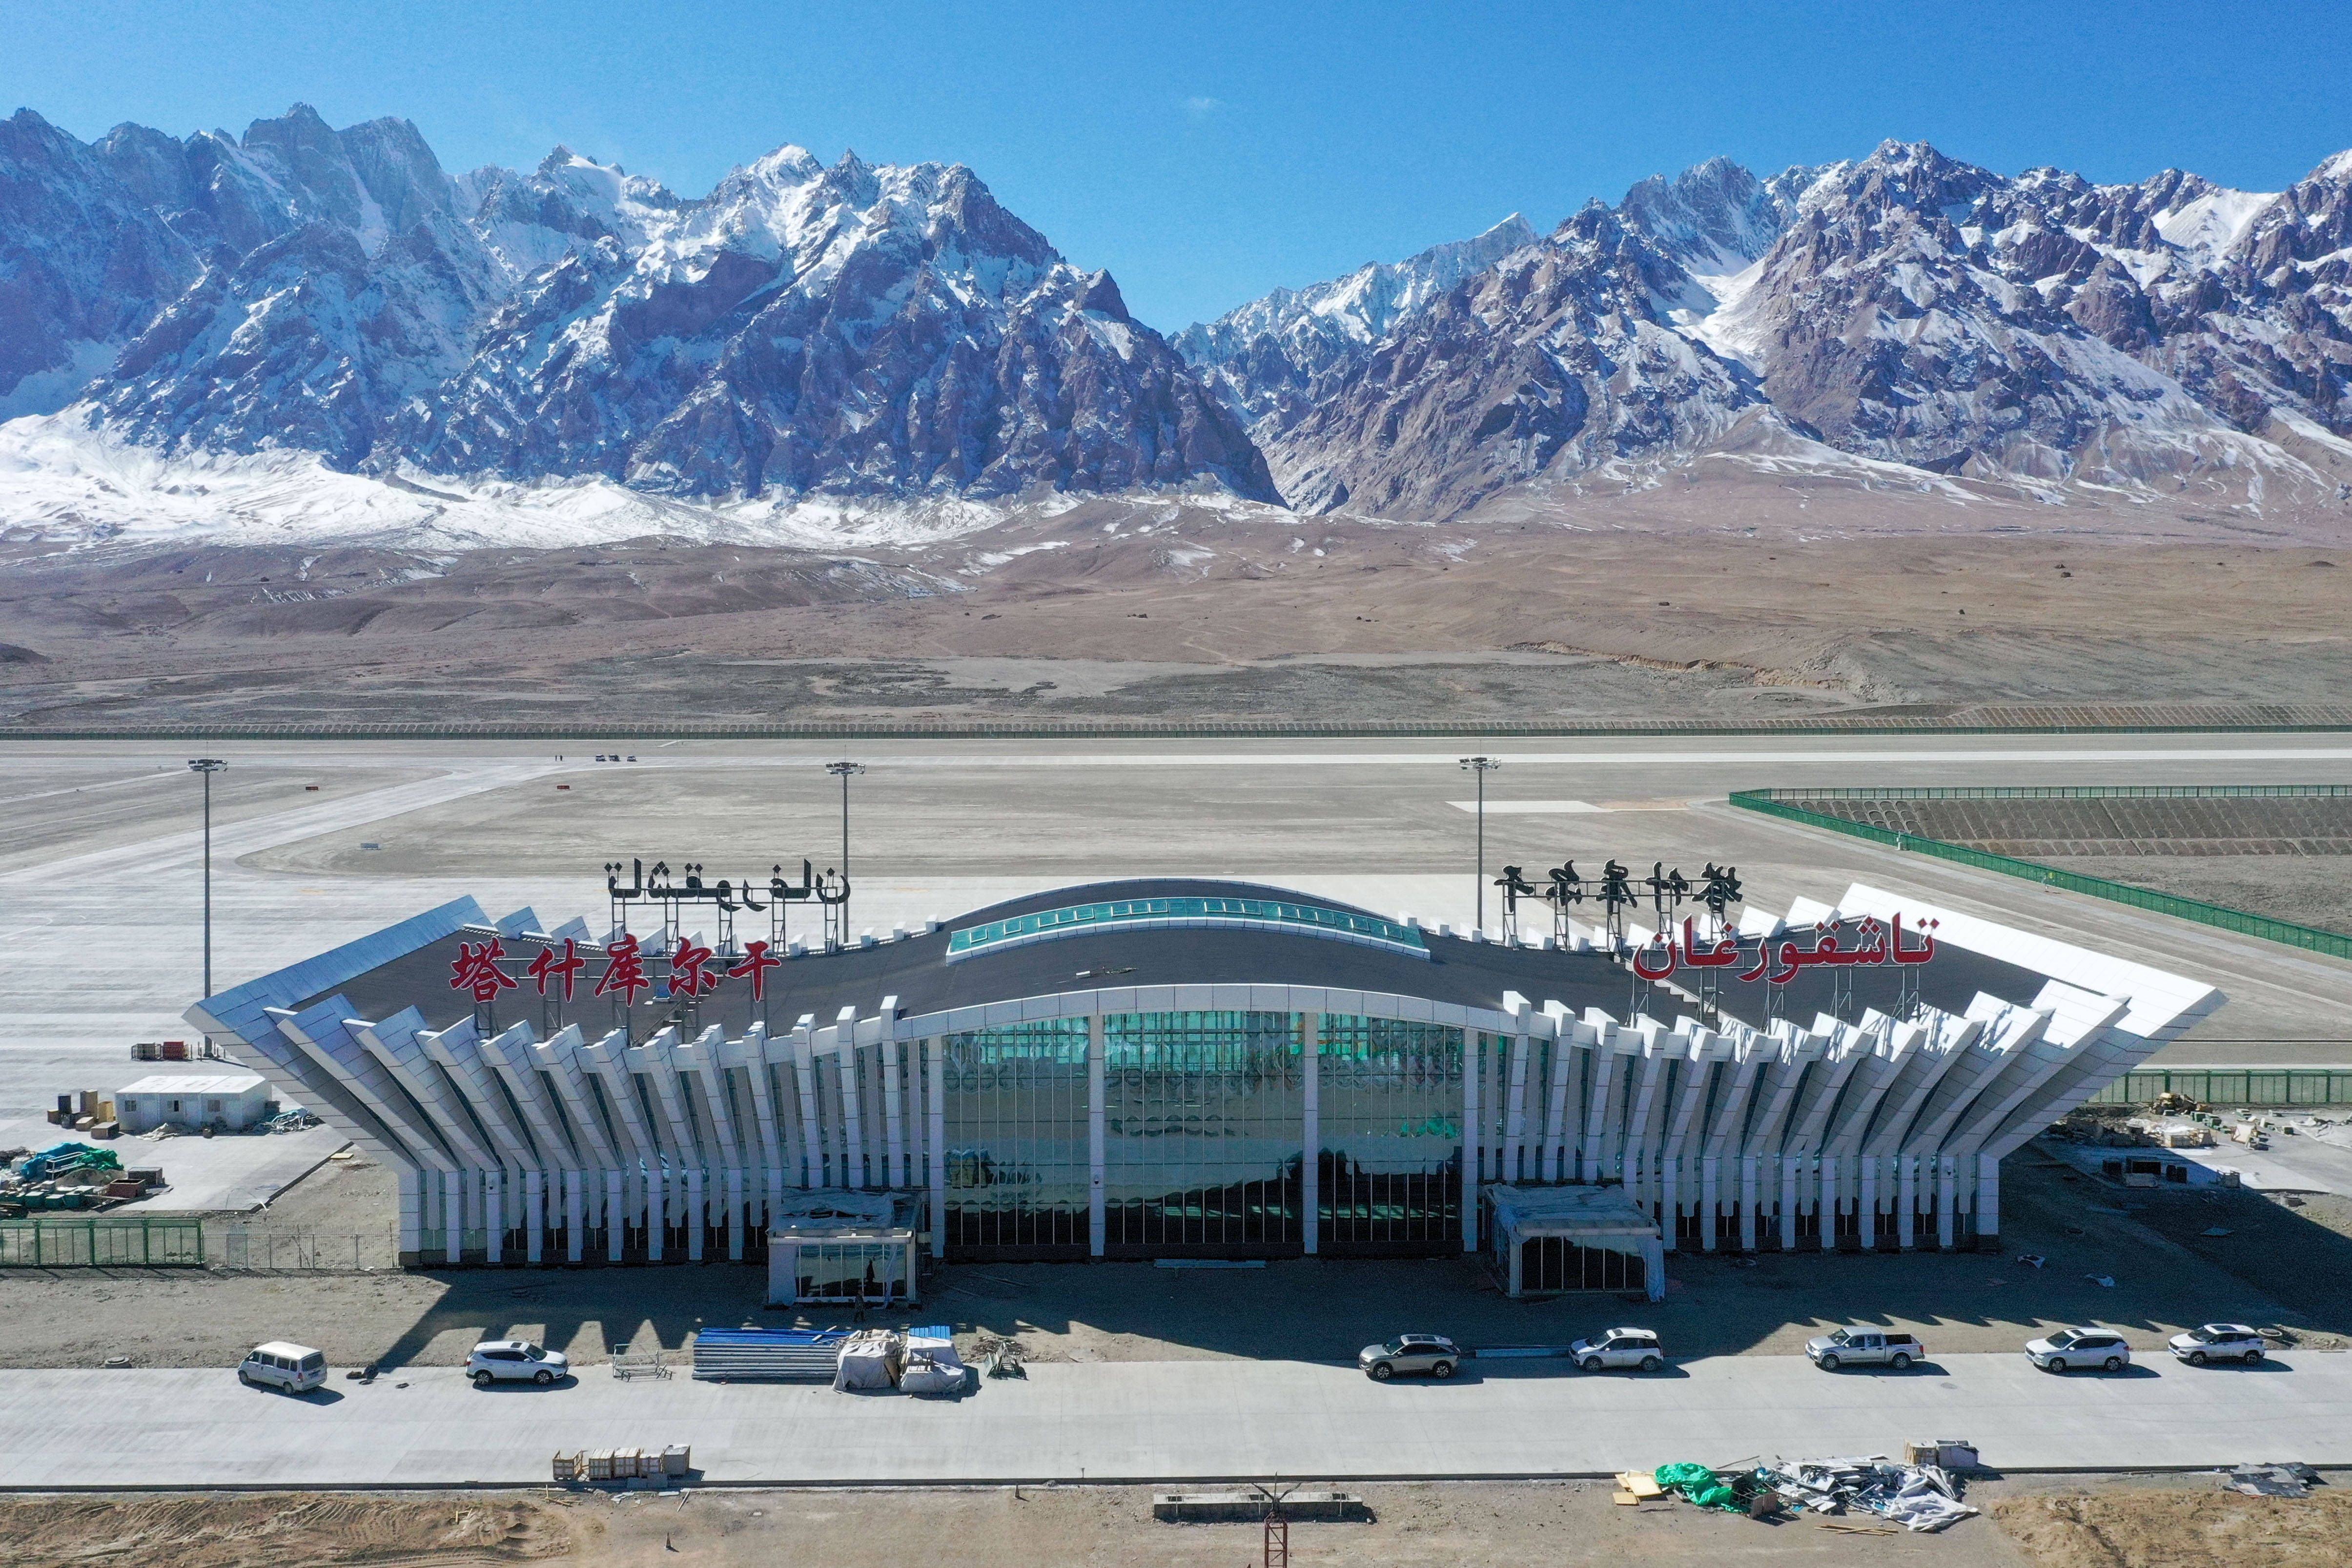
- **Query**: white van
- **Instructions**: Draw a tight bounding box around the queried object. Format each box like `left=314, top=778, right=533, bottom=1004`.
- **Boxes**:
left=239, top=1341, right=327, bottom=1392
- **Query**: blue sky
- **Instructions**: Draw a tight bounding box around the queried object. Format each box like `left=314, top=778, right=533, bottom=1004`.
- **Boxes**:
left=9, top=1, right=2350, bottom=330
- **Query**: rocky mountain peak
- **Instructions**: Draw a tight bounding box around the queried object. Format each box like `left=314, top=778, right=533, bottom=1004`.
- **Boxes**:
left=1619, top=155, right=1816, bottom=273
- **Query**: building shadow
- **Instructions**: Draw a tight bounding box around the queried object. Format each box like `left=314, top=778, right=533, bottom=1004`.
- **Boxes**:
left=336, top=1147, right=2352, bottom=1370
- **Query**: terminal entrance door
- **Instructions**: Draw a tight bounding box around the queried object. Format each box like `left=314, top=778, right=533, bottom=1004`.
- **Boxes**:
left=1103, top=1010, right=1305, bottom=1258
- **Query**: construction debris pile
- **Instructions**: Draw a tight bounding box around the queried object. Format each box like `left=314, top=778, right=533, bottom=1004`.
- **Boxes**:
left=1640, top=1450, right=1979, bottom=1532
left=0, top=1143, right=159, bottom=1216
left=2226, top=1463, right=2322, bottom=1498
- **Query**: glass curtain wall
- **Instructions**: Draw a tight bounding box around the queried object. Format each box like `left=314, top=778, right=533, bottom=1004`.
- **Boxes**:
left=941, top=1020, right=1090, bottom=1258
left=1104, top=1010, right=1303, bottom=1256
left=1316, top=1017, right=1466, bottom=1253
left=939, top=1011, right=1475, bottom=1261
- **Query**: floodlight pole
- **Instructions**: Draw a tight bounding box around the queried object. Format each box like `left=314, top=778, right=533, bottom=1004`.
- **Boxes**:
left=826, top=759, right=865, bottom=912
left=1459, top=756, right=1500, bottom=935
left=188, top=758, right=228, bottom=997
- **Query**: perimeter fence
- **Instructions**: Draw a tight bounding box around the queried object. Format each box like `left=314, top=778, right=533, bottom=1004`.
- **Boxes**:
left=0, top=1220, right=395, bottom=1270
left=2085, top=1066, right=2352, bottom=1108
left=1727, top=785, right=2352, bottom=963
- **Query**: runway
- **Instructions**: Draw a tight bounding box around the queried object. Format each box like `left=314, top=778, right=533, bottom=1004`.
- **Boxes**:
left=3, top=734, right=2349, bottom=1115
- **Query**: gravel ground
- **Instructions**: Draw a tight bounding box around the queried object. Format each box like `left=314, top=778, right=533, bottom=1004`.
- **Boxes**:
left=12, top=1472, right=2352, bottom=1568
left=2042, top=855, right=2352, bottom=938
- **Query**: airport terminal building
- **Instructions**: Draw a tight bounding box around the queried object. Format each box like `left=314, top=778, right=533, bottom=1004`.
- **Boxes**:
left=188, top=877, right=2218, bottom=1289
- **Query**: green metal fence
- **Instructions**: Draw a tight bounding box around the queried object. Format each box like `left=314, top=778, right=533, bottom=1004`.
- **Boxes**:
left=1727, top=788, right=2352, bottom=962
left=0, top=1217, right=205, bottom=1267
left=2087, top=1068, right=2352, bottom=1108
left=1750, top=784, right=2352, bottom=801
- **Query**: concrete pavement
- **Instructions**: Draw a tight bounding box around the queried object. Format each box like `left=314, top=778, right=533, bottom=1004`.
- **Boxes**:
left=2, top=1352, right=2346, bottom=1487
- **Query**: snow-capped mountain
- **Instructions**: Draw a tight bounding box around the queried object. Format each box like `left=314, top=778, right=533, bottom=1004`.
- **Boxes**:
left=7, top=104, right=2352, bottom=547
left=1268, top=201, right=1788, bottom=519
left=0, top=104, right=1273, bottom=529
left=0, top=110, right=196, bottom=420
left=1233, top=140, right=2352, bottom=518
left=1172, top=214, right=1536, bottom=434
left=400, top=147, right=1268, bottom=499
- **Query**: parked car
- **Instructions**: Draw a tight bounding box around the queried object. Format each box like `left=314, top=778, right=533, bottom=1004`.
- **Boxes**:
left=2168, top=1323, right=2269, bottom=1366
left=2025, top=1328, right=2131, bottom=1372
left=1804, top=1327, right=1924, bottom=1371
left=1358, top=1334, right=1463, bottom=1381
left=1570, top=1327, right=1664, bottom=1373
left=467, top=1339, right=571, bottom=1386
left=238, top=1341, right=327, bottom=1393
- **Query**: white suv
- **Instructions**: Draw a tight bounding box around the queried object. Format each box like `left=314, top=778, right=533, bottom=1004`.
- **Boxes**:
left=2169, top=1323, right=2268, bottom=1366
left=467, top=1339, right=570, bottom=1386
left=238, top=1341, right=327, bottom=1392
left=2025, top=1328, right=2130, bottom=1373
left=1570, top=1327, right=1664, bottom=1372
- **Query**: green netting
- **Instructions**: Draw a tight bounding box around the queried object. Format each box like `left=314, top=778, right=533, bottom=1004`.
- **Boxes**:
left=1654, top=1463, right=1740, bottom=1510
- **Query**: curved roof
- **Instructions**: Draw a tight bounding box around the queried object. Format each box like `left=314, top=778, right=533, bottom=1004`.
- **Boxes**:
left=954, top=877, right=1391, bottom=925
left=291, top=877, right=2053, bottom=1041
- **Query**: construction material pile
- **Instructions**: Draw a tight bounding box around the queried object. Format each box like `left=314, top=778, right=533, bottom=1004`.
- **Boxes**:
left=1, top=1143, right=153, bottom=1215
left=1759, top=1456, right=1978, bottom=1531
left=831, top=1326, right=969, bottom=1396
left=551, top=1445, right=691, bottom=1486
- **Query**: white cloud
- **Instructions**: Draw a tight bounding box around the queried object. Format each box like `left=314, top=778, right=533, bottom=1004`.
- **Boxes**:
left=1185, top=96, right=1225, bottom=121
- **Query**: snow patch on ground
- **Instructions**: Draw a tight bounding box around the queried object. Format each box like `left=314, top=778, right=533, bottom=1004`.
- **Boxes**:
left=0, top=411, right=1224, bottom=553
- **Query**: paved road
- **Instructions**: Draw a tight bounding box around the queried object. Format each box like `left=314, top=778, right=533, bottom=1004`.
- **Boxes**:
left=1, top=1352, right=2345, bottom=1487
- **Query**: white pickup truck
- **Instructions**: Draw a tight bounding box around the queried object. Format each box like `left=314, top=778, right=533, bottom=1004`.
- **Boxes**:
left=1803, top=1327, right=1924, bottom=1370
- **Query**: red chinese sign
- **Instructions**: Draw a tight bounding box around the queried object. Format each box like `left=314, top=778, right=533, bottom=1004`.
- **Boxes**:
left=726, top=939, right=779, bottom=1000
left=449, top=937, right=518, bottom=1004
left=668, top=938, right=723, bottom=998
left=594, top=933, right=652, bottom=1006
left=526, top=937, right=586, bottom=1001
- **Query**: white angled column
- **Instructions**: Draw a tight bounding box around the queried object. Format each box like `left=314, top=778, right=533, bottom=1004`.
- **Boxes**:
left=837, top=1011, right=866, bottom=1187
left=1088, top=1014, right=1107, bottom=1259
left=485, top=1170, right=504, bottom=1264
left=444, top=1174, right=462, bottom=1266
left=1301, top=1013, right=1320, bottom=1256
left=792, top=1022, right=822, bottom=1188
left=606, top=1170, right=623, bottom=1263
left=566, top=1171, right=584, bottom=1264
left=1504, top=1025, right=1531, bottom=1184
left=1897, top=1156, right=1917, bottom=1250
left=524, top=1169, right=543, bottom=1264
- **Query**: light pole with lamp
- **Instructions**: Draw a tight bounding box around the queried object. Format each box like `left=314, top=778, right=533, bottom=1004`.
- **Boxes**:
left=826, top=759, right=865, bottom=925
left=1458, top=755, right=1500, bottom=935
left=188, top=758, right=228, bottom=997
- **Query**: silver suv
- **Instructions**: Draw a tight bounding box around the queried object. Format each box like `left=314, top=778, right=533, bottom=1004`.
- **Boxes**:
left=1358, top=1334, right=1463, bottom=1381
left=2168, top=1323, right=2268, bottom=1366
left=1804, top=1327, right=1924, bottom=1371
left=1570, top=1327, right=1664, bottom=1373
left=2025, top=1328, right=2130, bottom=1373
left=467, top=1339, right=571, bottom=1386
